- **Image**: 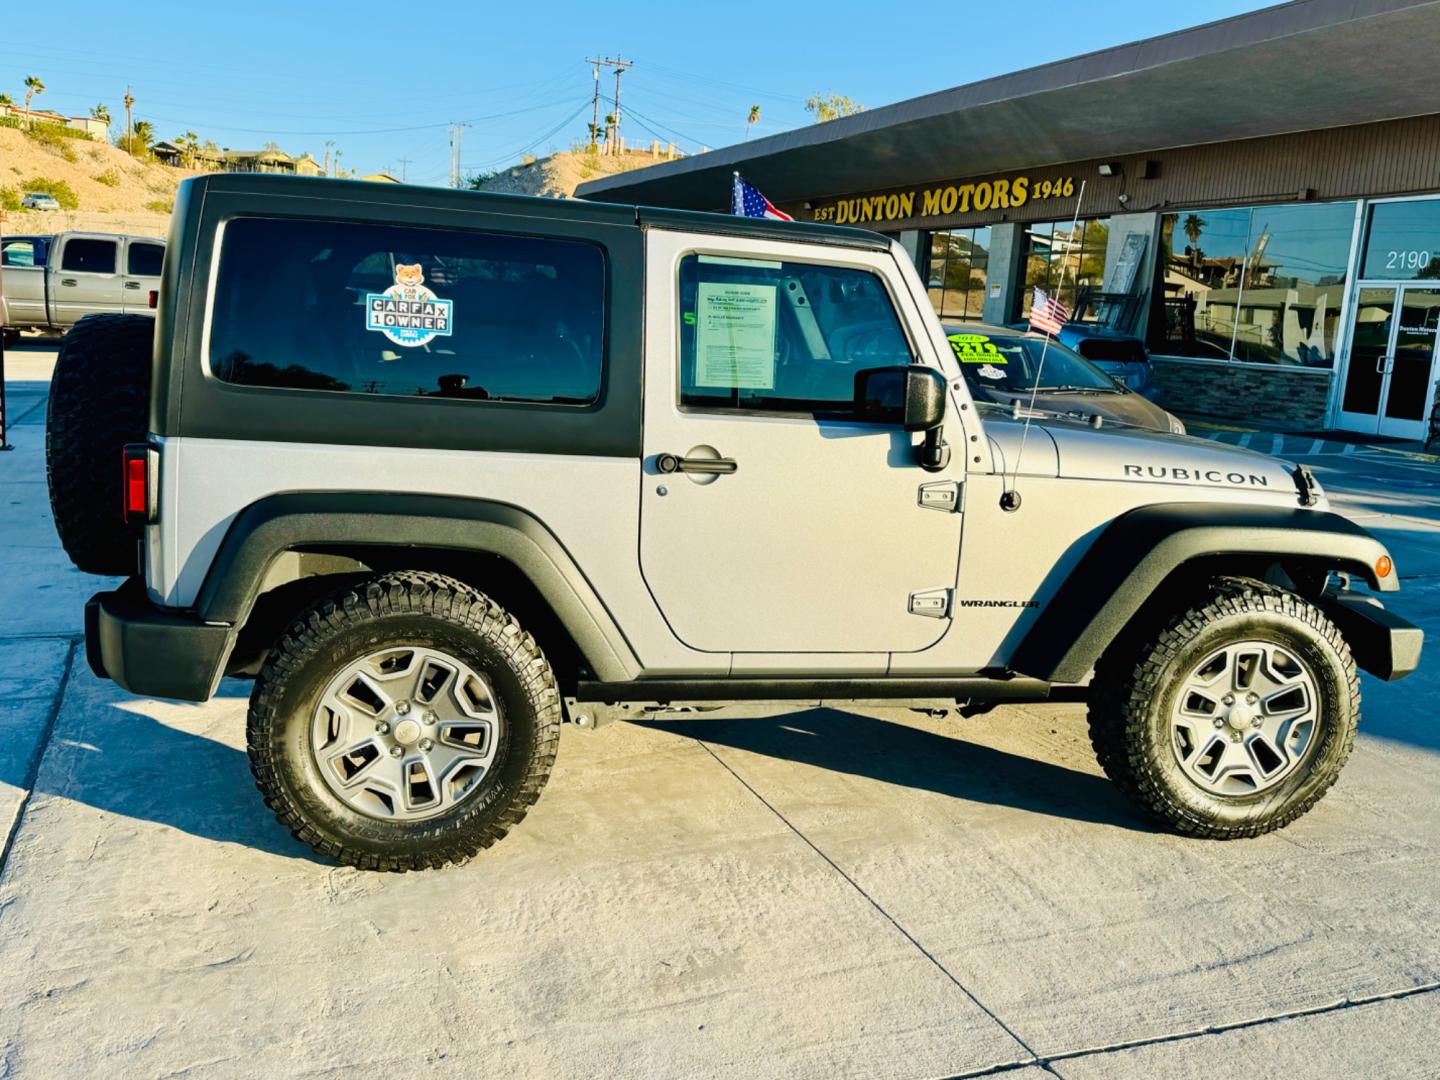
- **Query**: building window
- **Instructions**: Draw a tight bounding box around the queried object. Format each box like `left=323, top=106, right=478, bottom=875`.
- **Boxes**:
left=1152, top=200, right=1356, bottom=367
left=1361, top=200, right=1440, bottom=280
left=924, top=227, right=990, bottom=320
left=1018, top=219, right=1107, bottom=319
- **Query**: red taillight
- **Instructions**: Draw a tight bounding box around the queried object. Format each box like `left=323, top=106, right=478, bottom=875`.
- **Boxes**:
left=148, top=290, right=158, bottom=309
left=122, top=443, right=157, bottom=524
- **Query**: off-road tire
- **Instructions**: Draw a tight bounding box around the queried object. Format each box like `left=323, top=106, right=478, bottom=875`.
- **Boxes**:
left=1089, top=577, right=1359, bottom=838
left=45, top=313, right=155, bottom=575
left=248, top=572, right=562, bottom=871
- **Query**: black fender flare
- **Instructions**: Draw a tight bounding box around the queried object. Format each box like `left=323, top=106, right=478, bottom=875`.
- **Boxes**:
left=1011, top=502, right=1397, bottom=684
left=194, top=492, right=640, bottom=682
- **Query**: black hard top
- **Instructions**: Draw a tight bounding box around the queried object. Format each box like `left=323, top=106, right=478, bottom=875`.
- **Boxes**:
left=183, top=172, right=891, bottom=251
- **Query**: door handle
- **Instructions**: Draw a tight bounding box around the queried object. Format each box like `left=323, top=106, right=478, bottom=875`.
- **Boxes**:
left=656, top=453, right=737, bottom=475
left=60, top=278, right=77, bottom=287
left=124, top=281, right=142, bottom=289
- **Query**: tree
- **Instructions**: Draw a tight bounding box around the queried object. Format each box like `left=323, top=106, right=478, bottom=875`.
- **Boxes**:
left=90, top=103, right=111, bottom=127
left=1182, top=213, right=1206, bottom=251
left=121, top=118, right=156, bottom=156
left=0, top=93, right=13, bottom=107
left=23, top=75, right=45, bottom=129
left=745, top=104, right=760, bottom=142
left=804, top=92, right=863, bottom=123
left=176, top=131, right=201, bottom=166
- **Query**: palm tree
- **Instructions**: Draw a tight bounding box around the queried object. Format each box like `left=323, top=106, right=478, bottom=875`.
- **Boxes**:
left=90, top=103, right=111, bottom=126
left=1182, top=213, right=1206, bottom=250
left=130, top=119, right=155, bottom=153
left=23, top=75, right=45, bottom=130
left=745, top=104, right=760, bottom=142
left=0, top=93, right=13, bottom=108
left=177, top=131, right=200, bottom=166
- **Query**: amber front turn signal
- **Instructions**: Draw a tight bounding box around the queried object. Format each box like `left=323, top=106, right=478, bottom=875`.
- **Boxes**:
left=1376, top=555, right=1393, bottom=579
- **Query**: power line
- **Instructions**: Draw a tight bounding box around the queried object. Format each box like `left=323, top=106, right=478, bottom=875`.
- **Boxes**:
left=135, top=96, right=581, bottom=138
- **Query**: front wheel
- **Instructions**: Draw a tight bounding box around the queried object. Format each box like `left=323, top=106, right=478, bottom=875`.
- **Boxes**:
left=247, top=572, right=561, bottom=870
left=1089, top=577, right=1359, bottom=838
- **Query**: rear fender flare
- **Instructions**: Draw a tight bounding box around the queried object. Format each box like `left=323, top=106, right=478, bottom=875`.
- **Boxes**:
left=194, top=492, right=640, bottom=682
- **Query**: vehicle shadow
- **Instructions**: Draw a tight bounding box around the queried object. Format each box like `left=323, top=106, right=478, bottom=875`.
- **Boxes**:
left=632, top=706, right=1156, bottom=833
left=19, top=692, right=331, bottom=865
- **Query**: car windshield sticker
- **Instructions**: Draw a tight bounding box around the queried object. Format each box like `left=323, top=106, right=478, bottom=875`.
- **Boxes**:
left=976, top=364, right=1007, bottom=380
left=366, top=263, right=454, bottom=348
left=694, top=281, right=777, bottom=390
left=947, top=332, right=1006, bottom=363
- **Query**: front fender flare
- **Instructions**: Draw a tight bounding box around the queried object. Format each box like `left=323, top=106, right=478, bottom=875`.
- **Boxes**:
left=1011, top=502, right=1397, bottom=684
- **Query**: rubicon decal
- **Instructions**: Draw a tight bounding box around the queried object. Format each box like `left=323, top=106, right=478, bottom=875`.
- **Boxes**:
left=366, top=263, right=454, bottom=348
left=1123, top=465, right=1269, bottom=487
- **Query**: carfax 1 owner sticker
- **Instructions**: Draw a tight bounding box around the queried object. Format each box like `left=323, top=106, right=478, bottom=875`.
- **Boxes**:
left=366, top=263, right=454, bottom=347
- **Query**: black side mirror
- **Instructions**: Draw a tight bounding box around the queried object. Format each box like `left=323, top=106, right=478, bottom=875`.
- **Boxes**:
left=854, top=365, right=951, bottom=472
left=854, top=365, right=947, bottom=431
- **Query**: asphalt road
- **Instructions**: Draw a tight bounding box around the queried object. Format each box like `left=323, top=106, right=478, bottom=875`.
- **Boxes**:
left=1, top=342, right=1437, bottom=1078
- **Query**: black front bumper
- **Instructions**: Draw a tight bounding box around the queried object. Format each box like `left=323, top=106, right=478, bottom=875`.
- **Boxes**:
left=1318, top=591, right=1423, bottom=681
left=85, top=580, right=234, bottom=702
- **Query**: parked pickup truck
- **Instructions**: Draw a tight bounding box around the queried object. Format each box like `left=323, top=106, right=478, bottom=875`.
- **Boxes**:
left=1, top=231, right=165, bottom=342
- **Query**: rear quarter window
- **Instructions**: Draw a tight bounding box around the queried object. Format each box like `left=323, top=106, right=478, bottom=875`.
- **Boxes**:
left=207, top=217, right=606, bottom=405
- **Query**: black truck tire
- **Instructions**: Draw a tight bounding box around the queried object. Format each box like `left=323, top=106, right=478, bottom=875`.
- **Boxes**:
left=45, top=314, right=155, bottom=575
left=1089, top=577, right=1359, bottom=839
left=248, top=572, right=562, bottom=871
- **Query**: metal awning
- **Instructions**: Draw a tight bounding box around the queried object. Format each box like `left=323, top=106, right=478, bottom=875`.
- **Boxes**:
left=576, top=0, right=1440, bottom=210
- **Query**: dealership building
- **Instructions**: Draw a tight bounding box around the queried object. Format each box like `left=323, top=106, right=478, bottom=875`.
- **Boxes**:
left=578, top=0, right=1440, bottom=440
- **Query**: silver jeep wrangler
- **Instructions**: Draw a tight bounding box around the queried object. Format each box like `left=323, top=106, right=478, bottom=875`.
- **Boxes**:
left=47, top=175, right=1421, bottom=870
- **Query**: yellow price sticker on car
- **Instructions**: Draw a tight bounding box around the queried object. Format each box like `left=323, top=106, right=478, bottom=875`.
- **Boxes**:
left=947, top=333, right=1006, bottom=363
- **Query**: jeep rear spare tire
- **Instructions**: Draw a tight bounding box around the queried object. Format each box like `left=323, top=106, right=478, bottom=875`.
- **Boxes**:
left=45, top=313, right=155, bottom=575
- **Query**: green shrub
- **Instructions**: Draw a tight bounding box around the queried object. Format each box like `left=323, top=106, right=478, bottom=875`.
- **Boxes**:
left=144, top=198, right=173, bottom=214
left=95, top=167, right=121, bottom=187
left=0, top=116, right=91, bottom=140
left=0, top=186, right=20, bottom=212
left=22, top=177, right=79, bottom=209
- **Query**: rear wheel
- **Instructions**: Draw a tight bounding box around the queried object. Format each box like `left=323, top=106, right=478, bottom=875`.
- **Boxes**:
left=247, top=572, right=561, bottom=871
left=45, top=313, right=154, bottom=574
left=1089, top=577, right=1359, bottom=838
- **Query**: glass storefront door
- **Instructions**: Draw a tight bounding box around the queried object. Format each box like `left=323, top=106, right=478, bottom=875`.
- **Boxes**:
left=1338, top=285, right=1440, bottom=438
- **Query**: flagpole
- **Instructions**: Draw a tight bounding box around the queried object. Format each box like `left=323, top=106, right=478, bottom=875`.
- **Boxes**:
left=1003, top=180, right=1087, bottom=510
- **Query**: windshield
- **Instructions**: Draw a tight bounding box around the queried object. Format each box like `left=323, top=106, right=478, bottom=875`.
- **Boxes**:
left=946, top=329, right=1120, bottom=394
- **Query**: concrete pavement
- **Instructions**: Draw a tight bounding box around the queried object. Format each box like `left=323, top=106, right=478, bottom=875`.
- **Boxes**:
left=1, top=343, right=1436, bottom=1078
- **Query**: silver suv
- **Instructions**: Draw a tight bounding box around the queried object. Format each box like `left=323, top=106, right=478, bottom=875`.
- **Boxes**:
left=46, top=174, right=1422, bottom=871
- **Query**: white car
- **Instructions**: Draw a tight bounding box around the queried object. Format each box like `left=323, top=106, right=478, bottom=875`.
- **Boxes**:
left=21, top=192, right=61, bottom=211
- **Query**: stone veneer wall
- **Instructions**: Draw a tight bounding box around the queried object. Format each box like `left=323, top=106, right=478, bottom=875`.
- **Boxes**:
left=1150, top=357, right=1333, bottom=427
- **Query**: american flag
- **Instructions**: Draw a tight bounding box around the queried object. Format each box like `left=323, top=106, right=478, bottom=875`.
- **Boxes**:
left=1029, top=288, right=1070, bottom=336
left=732, top=173, right=793, bottom=221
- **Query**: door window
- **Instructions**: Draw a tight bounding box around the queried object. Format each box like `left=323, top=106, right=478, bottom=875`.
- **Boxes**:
left=1, top=238, right=45, bottom=268
left=678, top=254, right=913, bottom=416
left=60, top=239, right=118, bottom=274
left=127, top=242, right=164, bottom=277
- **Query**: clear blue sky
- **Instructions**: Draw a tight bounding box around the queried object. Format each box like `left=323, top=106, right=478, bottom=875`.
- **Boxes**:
left=5, top=0, right=1275, bottom=184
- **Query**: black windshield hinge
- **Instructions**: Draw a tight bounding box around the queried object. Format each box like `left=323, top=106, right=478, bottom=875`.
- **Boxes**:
left=1293, top=464, right=1320, bottom=507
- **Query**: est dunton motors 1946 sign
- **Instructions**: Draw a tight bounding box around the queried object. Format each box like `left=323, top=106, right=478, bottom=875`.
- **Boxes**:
left=810, top=175, right=1076, bottom=225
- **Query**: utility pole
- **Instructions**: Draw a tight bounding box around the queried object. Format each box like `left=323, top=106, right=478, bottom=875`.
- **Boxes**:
left=323, top=139, right=334, bottom=175
left=397, top=157, right=410, bottom=182
left=612, top=58, right=632, bottom=155
left=123, top=84, right=134, bottom=149
left=586, top=58, right=603, bottom=152
left=585, top=57, right=632, bottom=154
left=449, top=122, right=470, bottom=188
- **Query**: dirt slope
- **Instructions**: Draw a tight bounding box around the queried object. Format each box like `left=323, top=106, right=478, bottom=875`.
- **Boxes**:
left=1, top=127, right=201, bottom=214
left=474, top=148, right=680, bottom=200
